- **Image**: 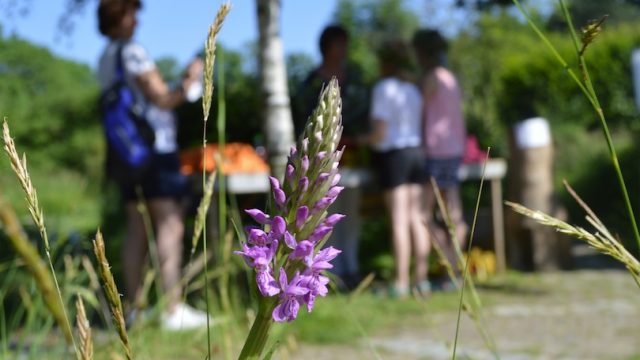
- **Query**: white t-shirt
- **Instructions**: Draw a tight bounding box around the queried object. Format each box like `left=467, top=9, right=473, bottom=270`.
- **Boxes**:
left=369, top=77, right=423, bottom=152
left=97, top=40, right=178, bottom=154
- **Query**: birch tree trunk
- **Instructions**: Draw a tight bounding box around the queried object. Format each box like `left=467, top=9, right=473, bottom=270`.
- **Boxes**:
left=256, top=0, right=294, bottom=178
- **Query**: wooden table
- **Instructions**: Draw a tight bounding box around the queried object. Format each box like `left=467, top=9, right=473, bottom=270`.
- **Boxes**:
left=211, top=158, right=508, bottom=272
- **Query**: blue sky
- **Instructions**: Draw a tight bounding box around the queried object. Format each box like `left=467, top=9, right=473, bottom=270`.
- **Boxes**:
left=0, top=0, right=339, bottom=68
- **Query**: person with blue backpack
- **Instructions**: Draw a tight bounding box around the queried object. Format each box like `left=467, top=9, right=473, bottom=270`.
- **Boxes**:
left=97, top=0, right=208, bottom=330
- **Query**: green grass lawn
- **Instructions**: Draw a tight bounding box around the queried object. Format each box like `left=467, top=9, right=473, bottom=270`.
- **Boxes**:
left=5, top=270, right=640, bottom=359
left=87, top=290, right=462, bottom=360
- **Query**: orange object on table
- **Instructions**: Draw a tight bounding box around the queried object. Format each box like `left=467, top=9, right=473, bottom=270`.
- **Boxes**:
left=180, top=143, right=270, bottom=175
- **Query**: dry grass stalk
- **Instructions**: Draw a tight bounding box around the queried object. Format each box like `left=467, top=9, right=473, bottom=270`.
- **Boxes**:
left=76, top=295, right=93, bottom=360
left=202, top=2, right=231, bottom=122
left=82, top=256, right=114, bottom=330
left=430, top=172, right=499, bottom=358
left=190, top=172, right=217, bottom=254
left=2, top=119, right=76, bottom=348
left=2, top=119, right=49, bottom=249
left=93, top=230, right=133, bottom=360
left=506, top=200, right=640, bottom=286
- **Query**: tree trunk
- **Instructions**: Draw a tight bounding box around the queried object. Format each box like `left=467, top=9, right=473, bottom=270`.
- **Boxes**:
left=256, top=0, right=294, bottom=178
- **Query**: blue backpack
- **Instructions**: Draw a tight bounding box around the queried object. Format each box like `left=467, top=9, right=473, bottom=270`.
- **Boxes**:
left=99, top=44, right=155, bottom=184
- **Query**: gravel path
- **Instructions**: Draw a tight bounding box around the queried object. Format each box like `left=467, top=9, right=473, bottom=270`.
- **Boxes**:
left=290, top=269, right=640, bottom=360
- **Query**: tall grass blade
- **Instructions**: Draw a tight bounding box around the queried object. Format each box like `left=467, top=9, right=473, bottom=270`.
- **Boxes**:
left=430, top=149, right=499, bottom=359
left=216, top=47, right=233, bottom=318
left=1, top=119, right=76, bottom=349
left=201, top=4, right=230, bottom=358
left=202, top=3, right=231, bottom=124
left=93, top=230, right=133, bottom=360
left=81, top=256, right=113, bottom=330
left=179, top=171, right=216, bottom=306
left=191, top=172, right=217, bottom=257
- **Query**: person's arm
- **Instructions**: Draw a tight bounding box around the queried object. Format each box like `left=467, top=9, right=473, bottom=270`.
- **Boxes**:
left=135, top=58, right=203, bottom=110
left=358, top=81, right=388, bottom=146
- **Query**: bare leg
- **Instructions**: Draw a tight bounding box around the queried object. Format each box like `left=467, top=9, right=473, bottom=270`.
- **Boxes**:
left=426, top=182, right=457, bottom=272
left=408, top=184, right=430, bottom=284
left=436, top=186, right=467, bottom=275
left=123, top=202, right=148, bottom=307
left=384, top=185, right=411, bottom=291
left=149, top=198, right=184, bottom=310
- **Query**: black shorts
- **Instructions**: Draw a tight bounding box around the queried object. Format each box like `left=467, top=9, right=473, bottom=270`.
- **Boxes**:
left=372, top=147, right=427, bottom=190
left=119, top=152, right=188, bottom=203
left=425, top=157, right=462, bottom=189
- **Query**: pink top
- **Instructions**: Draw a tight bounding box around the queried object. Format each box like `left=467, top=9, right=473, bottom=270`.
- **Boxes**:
left=423, top=67, right=466, bottom=158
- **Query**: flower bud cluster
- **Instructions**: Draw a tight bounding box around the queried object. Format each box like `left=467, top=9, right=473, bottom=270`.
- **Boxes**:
left=235, top=79, right=345, bottom=322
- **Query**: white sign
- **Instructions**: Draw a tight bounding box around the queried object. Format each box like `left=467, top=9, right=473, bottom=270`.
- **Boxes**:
left=514, top=117, right=551, bottom=150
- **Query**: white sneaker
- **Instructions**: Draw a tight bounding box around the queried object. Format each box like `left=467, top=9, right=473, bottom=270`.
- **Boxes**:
left=161, top=303, right=211, bottom=331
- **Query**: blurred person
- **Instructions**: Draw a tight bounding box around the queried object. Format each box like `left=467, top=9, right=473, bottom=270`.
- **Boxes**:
left=292, top=24, right=369, bottom=290
left=97, top=0, right=208, bottom=330
left=363, top=40, right=431, bottom=297
left=412, top=29, right=468, bottom=278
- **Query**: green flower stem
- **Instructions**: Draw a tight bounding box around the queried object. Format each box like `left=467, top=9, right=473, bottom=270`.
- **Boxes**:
left=238, top=297, right=277, bottom=360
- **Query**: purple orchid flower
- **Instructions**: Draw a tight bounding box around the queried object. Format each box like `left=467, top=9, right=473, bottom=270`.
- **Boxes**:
left=308, top=225, right=333, bottom=244
left=256, top=269, right=280, bottom=297
left=272, top=269, right=309, bottom=322
left=285, top=164, right=295, bottom=183
left=289, top=240, right=314, bottom=260
left=323, top=213, right=346, bottom=227
left=305, top=246, right=341, bottom=271
left=270, top=216, right=286, bottom=239
left=268, top=176, right=286, bottom=208
left=299, top=273, right=330, bottom=312
left=297, top=247, right=341, bottom=312
left=235, top=79, right=345, bottom=329
left=247, top=228, right=270, bottom=246
left=234, top=240, right=278, bottom=271
left=245, top=208, right=271, bottom=225
left=295, top=206, right=309, bottom=230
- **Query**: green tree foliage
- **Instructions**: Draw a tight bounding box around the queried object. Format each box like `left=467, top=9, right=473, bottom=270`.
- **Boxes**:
left=0, top=33, right=103, bottom=233
left=449, top=12, right=640, bottom=150
left=333, top=0, right=419, bottom=84
left=286, top=52, right=314, bottom=97
left=450, top=10, right=640, bottom=246
left=0, top=34, right=101, bottom=175
left=450, top=11, right=540, bottom=155
left=546, top=0, right=640, bottom=30
left=499, top=24, right=640, bottom=130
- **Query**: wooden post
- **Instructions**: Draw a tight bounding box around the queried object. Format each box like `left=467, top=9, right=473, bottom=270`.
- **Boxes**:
left=491, top=178, right=506, bottom=273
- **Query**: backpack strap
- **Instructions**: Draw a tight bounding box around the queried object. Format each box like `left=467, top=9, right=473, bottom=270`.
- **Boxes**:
left=115, top=42, right=125, bottom=83
left=114, top=42, right=147, bottom=120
